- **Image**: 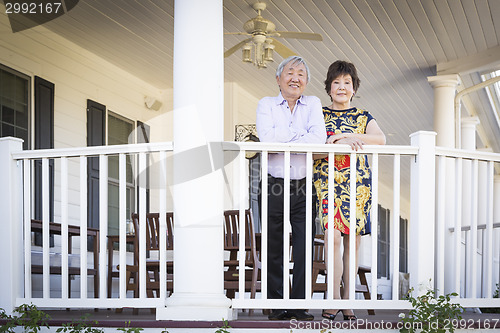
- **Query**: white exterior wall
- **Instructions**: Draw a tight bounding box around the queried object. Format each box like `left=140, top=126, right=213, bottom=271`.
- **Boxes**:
left=224, top=82, right=260, bottom=210
left=0, top=14, right=172, bottom=226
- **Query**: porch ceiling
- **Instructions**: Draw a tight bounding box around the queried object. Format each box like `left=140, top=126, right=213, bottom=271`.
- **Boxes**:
left=4, top=0, right=500, bottom=196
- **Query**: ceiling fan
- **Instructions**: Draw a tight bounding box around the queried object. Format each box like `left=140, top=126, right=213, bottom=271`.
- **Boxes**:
left=224, top=1, right=323, bottom=68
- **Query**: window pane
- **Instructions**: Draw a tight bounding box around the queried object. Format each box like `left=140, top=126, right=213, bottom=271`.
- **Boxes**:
left=108, top=155, right=119, bottom=180
left=108, top=114, right=133, bottom=146
left=2, top=123, right=14, bottom=136
left=2, top=105, right=14, bottom=124
left=16, top=107, right=28, bottom=128
left=107, top=112, right=135, bottom=229
left=0, top=66, right=29, bottom=147
left=108, top=183, right=119, bottom=236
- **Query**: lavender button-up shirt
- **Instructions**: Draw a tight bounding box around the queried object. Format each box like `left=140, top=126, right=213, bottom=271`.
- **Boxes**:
left=256, top=93, right=327, bottom=179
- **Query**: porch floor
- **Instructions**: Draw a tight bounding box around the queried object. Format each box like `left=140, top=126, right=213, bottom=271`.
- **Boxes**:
left=37, top=308, right=500, bottom=330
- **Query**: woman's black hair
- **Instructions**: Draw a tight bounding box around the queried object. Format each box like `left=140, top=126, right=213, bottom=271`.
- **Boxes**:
left=324, top=60, right=360, bottom=100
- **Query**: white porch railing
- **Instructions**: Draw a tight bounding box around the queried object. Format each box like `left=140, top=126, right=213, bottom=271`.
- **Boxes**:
left=223, top=137, right=421, bottom=311
left=435, top=147, right=500, bottom=307
left=0, top=130, right=499, bottom=316
left=4, top=140, right=173, bottom=310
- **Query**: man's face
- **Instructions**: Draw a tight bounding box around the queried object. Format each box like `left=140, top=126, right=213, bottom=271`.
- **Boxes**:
left=276, top=61, right=307, bottom=100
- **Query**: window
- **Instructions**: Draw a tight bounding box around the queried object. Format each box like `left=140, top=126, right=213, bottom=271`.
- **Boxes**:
left=481, top=70, right=500, bottom=144
left=107, top=112, right=135, bottom=236
left=377, top=205, right=409, bottom=278
left=0, top=65, right=30, bottom=149
left=377, top=205, right=390, bottom=278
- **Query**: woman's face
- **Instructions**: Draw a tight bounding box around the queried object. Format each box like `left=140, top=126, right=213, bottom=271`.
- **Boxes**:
left=329, top=74, right=355, bottom=108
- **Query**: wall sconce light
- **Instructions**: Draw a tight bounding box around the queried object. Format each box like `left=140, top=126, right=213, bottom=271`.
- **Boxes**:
left=144, top=96, right=162, bottom=111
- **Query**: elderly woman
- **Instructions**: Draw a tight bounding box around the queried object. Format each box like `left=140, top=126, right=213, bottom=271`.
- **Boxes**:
left=314, top=60, right=385, bottom=320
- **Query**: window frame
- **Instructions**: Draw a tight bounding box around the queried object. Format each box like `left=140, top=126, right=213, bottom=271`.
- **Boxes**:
left=0, top=63, right=31, bottom=149
left=107, top=111, right=136, bottom=237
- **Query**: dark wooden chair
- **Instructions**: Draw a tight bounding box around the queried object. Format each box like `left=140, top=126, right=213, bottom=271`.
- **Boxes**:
left=109, top=212, right=173, bottom=314
left=223, top=209, right=261, bottom=309
left=30, top=219, right=99, bottom=298
left=311, top=234, right=375, bottom=315
left=124, top=212, right=174, bottom=299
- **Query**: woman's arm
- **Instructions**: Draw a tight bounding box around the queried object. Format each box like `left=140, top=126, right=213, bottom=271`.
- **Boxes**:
left=316, top=119, right=386, bottom=154
left=327, top=120, right=386, bottom=146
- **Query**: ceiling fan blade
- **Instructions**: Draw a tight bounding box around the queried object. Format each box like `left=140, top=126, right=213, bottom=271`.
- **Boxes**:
left=224, top=38, right=252, bottom=58
left=269, top=38, right=297, bottom=58
left=224, top=32, right=252, bottom=36
left=272, top=31, right=323, bottom=41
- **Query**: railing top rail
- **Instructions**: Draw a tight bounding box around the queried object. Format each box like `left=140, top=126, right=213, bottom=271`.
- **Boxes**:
left=12, top=142, right=174, bottom=160
left=223, top=141, right=419, bottom=155
left=436, top=147, right=500, bottom=162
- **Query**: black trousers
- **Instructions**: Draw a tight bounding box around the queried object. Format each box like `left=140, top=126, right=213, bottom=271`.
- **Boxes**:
left=261, top=175, right=316, bottom=300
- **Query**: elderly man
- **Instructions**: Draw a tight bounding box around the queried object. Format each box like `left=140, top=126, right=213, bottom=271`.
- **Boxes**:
left=256, top=56, right=327, bottom=321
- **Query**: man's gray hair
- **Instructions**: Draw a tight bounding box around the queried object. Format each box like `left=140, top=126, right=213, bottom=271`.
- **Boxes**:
left=276, top=56, right=311, bottom=82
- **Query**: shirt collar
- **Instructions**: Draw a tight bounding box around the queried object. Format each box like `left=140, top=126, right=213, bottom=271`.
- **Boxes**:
left=276, top=92, right=306, bottom=106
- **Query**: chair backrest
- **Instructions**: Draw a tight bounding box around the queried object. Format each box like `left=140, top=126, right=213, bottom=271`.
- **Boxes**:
left=130, top=212, right=174, bottom=255
left=313, top=234, right=325, bottom=264
left=223, top=209, right=258, bottom=264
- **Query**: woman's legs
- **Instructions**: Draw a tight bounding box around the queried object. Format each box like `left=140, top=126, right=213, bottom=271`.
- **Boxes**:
left=322, top=228, right=343, bottom=316
left=342, top=233, right=361, bottom=316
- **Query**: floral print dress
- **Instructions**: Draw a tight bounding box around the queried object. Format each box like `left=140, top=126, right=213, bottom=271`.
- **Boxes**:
left=313, top=107, right=374, bottom=235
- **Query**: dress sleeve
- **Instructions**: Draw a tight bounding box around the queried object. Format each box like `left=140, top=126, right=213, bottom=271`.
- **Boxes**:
left=364, top=110, right=375, bottom=132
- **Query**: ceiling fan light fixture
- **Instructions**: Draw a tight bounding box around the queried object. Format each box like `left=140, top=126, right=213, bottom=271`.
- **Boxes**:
left=224, top=1, right=322, bottom=69
left=263, top=41, right=274, bottom=62
left=242, top=43, right=252, bottom=63
left=257, top=62, right=267, bottom=69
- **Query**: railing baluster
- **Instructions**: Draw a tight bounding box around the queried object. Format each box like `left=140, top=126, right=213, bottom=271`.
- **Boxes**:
left=61, top=157, right=69, bottom=299
left=305, top=152, right=312, bottom=300
left=485, top=161, right=494, bottom=298
left=79, top=156, right=88, bottom=298
left=119, top=153, right=127, bottom=299
left=159, top=151, right=168, bottom=299
left=42, top=158, right=50, bottom=299
left=238, top=150, right=246, bottom=299
left=283, top=151, right=291, bottom=300
left=99, top=154, right=108, bottom=299
left=261, top=150, right=268, bottom=299
left=392, top=154, right=400, bottom=300
left=327, top=151, right=334, bottom=300
left=23, top=159, right=32, bottom=299
left=349, top=152, right=356, bottom=300
left=470, top=159, right=479, bottom=298
left=436, top=155, right=446, bottom=295
left=454, top=157, right=463, bottom=296
left=370, top=153, right=378, bottom=300
left=138, top=152, right=147, bottom=299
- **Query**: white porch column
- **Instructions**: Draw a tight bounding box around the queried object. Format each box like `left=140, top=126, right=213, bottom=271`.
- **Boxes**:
left=0, top=137, right=23, bottom=315
left=409, top=131, right=436, bottom=293
left=428, top=75, right=459, bottom=294
left=460, top=117, right=479, bottom=229
left=461, top=117, right=479, bottom=150
left=157, top=0, right=232, bottom=321
left=460, top=117, right=479, bottom=298
left=428, top=75, right=459, bottom=148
